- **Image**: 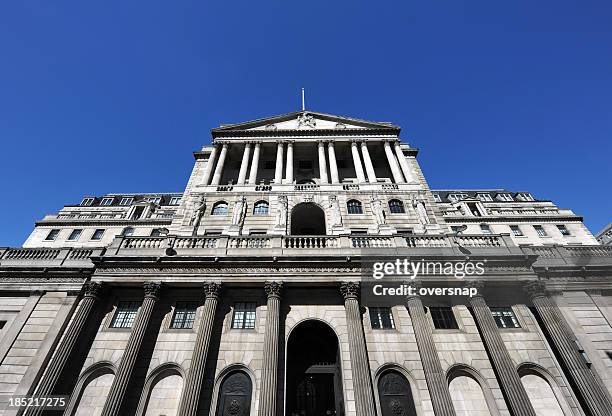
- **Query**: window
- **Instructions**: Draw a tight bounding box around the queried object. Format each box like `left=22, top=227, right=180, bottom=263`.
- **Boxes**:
left=45, top=229, right=60, bottom=241
left=429, top=307, right=458, bottom=329
left=146, top=196, right=162, bottom=204
left=476, top=193, right=493, bottom=202
left=370, top=307, right=395, bottom=329
left=100, top=197, right=114, bottom=206
left=557, top=225, right=571, bottom=236
left=110, top=301, right=140, bottom=328
left=347, top=199, right=363, bottom=214
left=122, top=227, right=134, bottom=236
left=510, top=225, right=524, bottom=236
left=91, top=229, right=105, bottom=240
left=67, top=229, right=82, bottom=241
left=170, top=302, right=198, bottom=329
left=150, top=228, right=163, bottom=237
left=232, top=302, right=256, bottom=329
left=467, top=202, right=482, bottom=217
left=497, top=193, right=514, bottom=202
left=432, top=194, right=442, bottom=202
left=533, top=225, right=548, bottom=237
left=212, top=201, right=228, bottom=215
left=119, top=197, right=134, bottom=206
left=80, top=197, right=94, bottom=206
left=451, top=226, right=465, bottom=233
left=480, top=224, right=492, bottom=235
left=253, top=201, right=269, bottom=215
left=491, top=307, right=520, bottom=328
left=169, top=197, right=181, bottom=205
left=517, top=193, right=534, bottom=201
left=388, top=199, right=405, bottom=214
left=298, top=160, right=313, bottom=170
left=448, top=193, right=468, bottom=203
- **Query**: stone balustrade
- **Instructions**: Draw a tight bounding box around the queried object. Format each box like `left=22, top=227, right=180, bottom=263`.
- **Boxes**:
left=0, top=247, right=104, bottom=268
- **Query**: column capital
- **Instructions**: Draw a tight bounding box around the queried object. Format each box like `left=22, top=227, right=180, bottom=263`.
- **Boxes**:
left=350, top=139, right=361, bottom=145
left=340, top=281, right=360, bottom=300
left=203, top=282, right=222, bottom=299
left=143, top=281, right=162, bottom=299
left=524, top=281, right=547, bottom=299
left=264, top=281, right=283, bottom=299
left=405, top=280, right=422, bottom=301
left=83, top=281, right=105, bottom=299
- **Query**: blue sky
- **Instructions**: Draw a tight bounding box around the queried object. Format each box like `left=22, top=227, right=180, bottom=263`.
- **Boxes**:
left=1, top=1, right=611, bottom=246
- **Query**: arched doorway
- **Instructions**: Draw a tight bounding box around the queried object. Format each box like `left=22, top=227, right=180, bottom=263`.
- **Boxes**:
left=215, top=370, right=252, bottom=416
left=286, top=320, right=344, bottom=416
left=290, top=203, right=326, bottom=235
left=377, top=370, right=417, bottom=416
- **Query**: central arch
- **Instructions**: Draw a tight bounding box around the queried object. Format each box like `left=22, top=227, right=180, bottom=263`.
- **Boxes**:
left=286, top=320, right=344, bottom=416
left=290, top=203, right=326, bottom=235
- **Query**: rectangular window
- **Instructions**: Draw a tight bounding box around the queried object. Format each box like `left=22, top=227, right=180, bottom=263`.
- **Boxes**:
left=480, top=224, right=492, bottom=235
left=146, top=197, right=162, bottom=204
left=429, top=307, right=458, bottom=329
left=557, top=225, right=571, bottom=236
left=45, top=229, right=60, bottom=241
left=110, top=301, right=140, bottom=328
left=67, top=229, right=82, bottom=241
left=510, top=225, right=524, bottom=236
left=170, top=302, right=198, bottom=329
left=232, top=302, right=256, bottom=329
left=517, top=193, right=534, bottom=201
left=476, top=193, right=493, bottom=202
left=497, top=193, right=514, bottom=202
left=491, top=307, right=521, bottom=328
left=100, top=197, right=114, bottom=206
left=80, top=197, right=94, bottom=206
left=91, top=229, right=105, bottom=240
left=432, top=194, right=442, bottom=202
left=533, top=225, right=548, bottom=237
left=119, top=197, right=134, bottom=206
left=169, top=197, right=181, bottom=205
left=451, top=226, right=464, bottom=233
left=369, top=307, right=395, bottom=329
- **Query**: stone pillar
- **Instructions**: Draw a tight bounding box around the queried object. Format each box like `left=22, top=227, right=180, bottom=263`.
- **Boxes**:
left=248, top=142, right=261, bottom=184
left=405, top=294, right=456, bottom=416
left=177, top=282, right=221, bottom=416
left=350, top=141, right=366, bottom=183
left=327, top=142, right=339, bottom=183
left=383, top=141, right=404, bottom=183
left=200, top=145, right=218, bottom=186
left=469, top=292, right=536, bottom=416
left=210, top=143, right=229, bottom=186
left=360, top=142, right=377, bottom=183
left=258, top=282, right=283, bottom=416
left=339, top=282, right=376, bottom=416
left=24, top=282, right=105, bottom=416
left=237, top=143, right=252, bottom=185
left=285, top=141, right=294, bottom=184
left=274, top=142, right=284, bottom=185
left=394, top=141, right=415, bottom=183
left=317, top=141, right=329, bottom=184
left=527, top=283, right=612, bottom=416
left=101, top=282, right=162, bottom=416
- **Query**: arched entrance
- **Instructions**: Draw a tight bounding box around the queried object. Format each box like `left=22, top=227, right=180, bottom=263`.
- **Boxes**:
left=286, top=320, right=344, bottom=416
left=215, top=370, right=252, bottom=416
left=377, top=370, right=417, bottom=416
left=290, top=203, right=326, bottom=235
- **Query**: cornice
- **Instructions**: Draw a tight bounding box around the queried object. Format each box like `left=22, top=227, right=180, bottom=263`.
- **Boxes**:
left=35, top=219, right=172, bottom=227
left=212, top=128, right=399, bottom=138
left=443, top=215, right=583, bottom=223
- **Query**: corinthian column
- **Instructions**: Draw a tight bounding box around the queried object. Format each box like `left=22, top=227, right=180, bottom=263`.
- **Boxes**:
left=24, top=282, right=105, bottom=416
left=200, top=145, right=219, bottom=186
left=405, top=294, right=456, bottom=416
left=394, top=141, right=415, bottom=183
left=248, top=142, right=261, bottom=184
left=527, top=283, right=612, bottom=416
left=237, top=143, right=252, bottom=185
left=383, top=141, right=404, bottom=183
left=177, top=282, right=221, bottom=416
left=360, top=142, right=377, bottom=183
left=210, top=143, right=229, bottom=186
left=101, top=282, right=162, bottom=416
left=258, top=282, right=283, bottom=416
left=274, top=142, right=284, bottom=184
left=350, top=142, right=366, bottom=183
left=339, top=282, right=376, bottom=416
left=327, top=142, right=339, bottom=183
left=317, top=141, right=329, bottom=184
left=285, top=141, right=294, bottom=184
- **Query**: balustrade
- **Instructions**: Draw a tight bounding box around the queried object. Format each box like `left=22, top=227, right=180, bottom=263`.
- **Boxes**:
left=405, top=235, right=449, bottom=247
left=283, top=236, right=337, bottom=249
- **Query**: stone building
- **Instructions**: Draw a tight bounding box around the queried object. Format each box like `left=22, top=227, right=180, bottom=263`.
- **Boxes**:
left=0, top=110, right=611, bottom=416
left=596, top=224, right=612, bottom=246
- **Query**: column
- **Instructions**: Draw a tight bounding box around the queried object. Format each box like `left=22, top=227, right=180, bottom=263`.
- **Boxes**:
left=350, top=141, right=366, bottom=183
left=274, top=142, right=284, bottom=184
left=318, top=141, right=329, bottom=184
left=24, top=283, right=105, bottom=416
left=248, top=142, right=261, bottom=184
left=210, top=143, right=229, bottom=186
left=383, top=141, right=404, bottom=183
left=406, top=294, right=456, bottom=416
left=339, top=282, right=376, bottom=416
left=394, top=141, right=415, bottom=183
left=327, top=142, right=339, bottom=183
left=200, top=145, right=218, bottom=186
left=101, top=282, right=162, bottom=416
left=469, top=291, right=536, bottom=416
left=285, top=141, right=294, bottom=184
left=237, top=143, right=252, bottom=185
left=360, top=142, right=377, bottom=183
left=527, top=283, right=612, bottom=416
left=258, top=282, right=283, bottom=416
left=177, top=282, right=221, bottom=416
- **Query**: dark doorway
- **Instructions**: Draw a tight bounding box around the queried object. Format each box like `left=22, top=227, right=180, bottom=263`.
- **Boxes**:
left=290, top=203, right=326, bottom=235
left=215, top=370, right=252, bottom=416
left=377, top=370, right=417, bottom=416
left=286, top=320, right=344, bottom=416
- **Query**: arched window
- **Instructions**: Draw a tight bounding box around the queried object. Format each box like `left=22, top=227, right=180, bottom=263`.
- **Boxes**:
left=388, top=199, right=405, bottom=214
left=347, top=199, right=363, bottom=214
left=253, top=201, right=269, bottom=215
left=122, top=227, right=134, bottom=236
left=211, top=201, right=228, bottom=216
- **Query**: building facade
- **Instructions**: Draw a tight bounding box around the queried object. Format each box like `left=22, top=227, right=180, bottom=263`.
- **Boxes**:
left=0, top=110, right=611, bottom=416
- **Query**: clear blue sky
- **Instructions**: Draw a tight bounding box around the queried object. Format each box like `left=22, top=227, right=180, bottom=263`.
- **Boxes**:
left=1, top=1, right=611, bottom=246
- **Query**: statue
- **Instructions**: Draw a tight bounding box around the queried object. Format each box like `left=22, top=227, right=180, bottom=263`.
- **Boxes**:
left=370, top=195, right=387, bottom=225
left=276, top=195, right=288, bottom=228
left=190, top=196, right=207, bottom=231
left=413, top=198, right=431, bottom=225
left=297, top=112, right=316, bottom=129
left=232, top=196, right=247, bottom=226
left=328, top=195, right=342, bottom=227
